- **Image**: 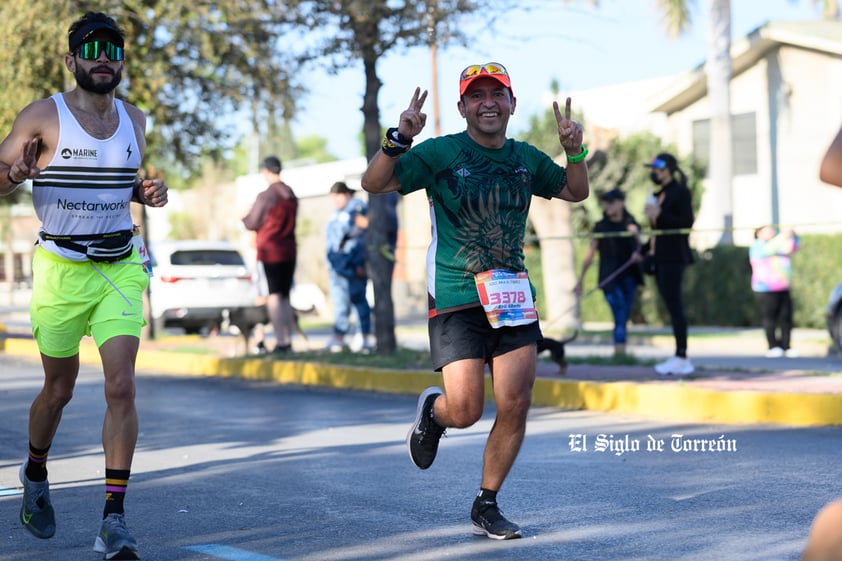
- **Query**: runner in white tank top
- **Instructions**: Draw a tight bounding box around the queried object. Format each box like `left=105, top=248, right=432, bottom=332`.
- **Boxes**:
left=0, top=11, right=170, bottom=560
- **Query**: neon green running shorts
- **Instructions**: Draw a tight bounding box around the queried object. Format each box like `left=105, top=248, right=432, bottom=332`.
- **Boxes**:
left=30, top=247, right=149, bottom=358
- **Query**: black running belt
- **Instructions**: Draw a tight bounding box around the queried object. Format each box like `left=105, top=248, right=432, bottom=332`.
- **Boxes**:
left=39, top=230, right=134, bottom=262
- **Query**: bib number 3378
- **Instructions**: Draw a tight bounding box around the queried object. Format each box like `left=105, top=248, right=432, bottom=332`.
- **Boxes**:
left=474, top=270, right=538, bottom=329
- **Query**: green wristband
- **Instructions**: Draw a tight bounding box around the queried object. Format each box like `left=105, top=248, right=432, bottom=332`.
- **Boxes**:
left=566, top=145, right=588, bottom=164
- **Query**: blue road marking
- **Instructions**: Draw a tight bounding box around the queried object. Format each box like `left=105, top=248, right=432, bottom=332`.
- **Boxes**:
left=0, top=487, right=22, bottom=497
left=184, top=544, right=288, bottom=561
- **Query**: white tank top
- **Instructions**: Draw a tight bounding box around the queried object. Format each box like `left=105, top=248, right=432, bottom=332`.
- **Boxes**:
left=32, top=93, right=142, bottom=261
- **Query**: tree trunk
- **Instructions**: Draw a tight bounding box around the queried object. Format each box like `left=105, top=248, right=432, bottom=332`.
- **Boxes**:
left=707, top=0, right=733, bottom=244
left=529, top=196, right=578, bottom=335
left=361, top=56, right=397, bottom=354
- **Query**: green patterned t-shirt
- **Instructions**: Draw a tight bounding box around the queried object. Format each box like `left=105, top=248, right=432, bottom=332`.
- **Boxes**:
left=394, top=131, right=567, bottom=314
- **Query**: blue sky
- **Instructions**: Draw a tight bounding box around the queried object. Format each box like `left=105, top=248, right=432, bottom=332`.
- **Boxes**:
left=288, top=0, right=826, bottom=161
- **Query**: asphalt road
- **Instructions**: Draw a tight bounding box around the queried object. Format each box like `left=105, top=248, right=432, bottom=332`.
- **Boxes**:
left=1, top=354, right=840, bottom=561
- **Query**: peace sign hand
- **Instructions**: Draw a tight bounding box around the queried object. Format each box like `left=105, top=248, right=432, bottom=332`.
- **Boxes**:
left=8, top=137, right=40, bottom=184
left=553, top=97, right=584, bottom=154
left=397, top=87, right=428, bottom=140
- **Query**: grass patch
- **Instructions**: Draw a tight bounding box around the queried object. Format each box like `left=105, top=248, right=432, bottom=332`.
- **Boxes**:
left=565, top=353, right=653, bottom=367
left=154, top=345, right=221, bottom=355
left=246, top=346, right=434, bottom=371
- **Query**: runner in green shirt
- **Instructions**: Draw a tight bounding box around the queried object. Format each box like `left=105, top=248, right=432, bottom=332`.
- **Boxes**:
left=362, top=62, right=589, bottom=540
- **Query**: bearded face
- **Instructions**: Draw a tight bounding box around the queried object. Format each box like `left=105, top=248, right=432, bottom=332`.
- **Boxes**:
left=74, top=63, right=122, bottom=95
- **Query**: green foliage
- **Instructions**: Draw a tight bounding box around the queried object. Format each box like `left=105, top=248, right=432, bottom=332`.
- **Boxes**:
left=259, top=119, right=301, bottom=165
left=0, top=1, right=68, bottom=134
left=792, top=234, right=842, bottom=328
left=568, top=233, right=842, bottom=330
left=682, top=245, right=755, bottom=326
left=515, top=82, right=708, bottom=329
left=517, top=100, right=583, bottom=161
left=264, top=346, right=434, bottom=370
left=167, top=211, right=204, bottom=240
left=581, top=132, right=705, bottom=233
left=515, top=93, right=705, bottom=239
left=0, top=1, right=301, bottom=179
left=295, top=135, right=337, bottom=163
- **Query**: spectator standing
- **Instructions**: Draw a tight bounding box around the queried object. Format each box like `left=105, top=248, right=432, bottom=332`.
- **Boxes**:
left=360, top=62, right=589, bottom=539
left=749, top=226, right=800, bottom=357
left=643, top=153, right=695, bottom=376
left=242, top=156, right=299, bottom=354
left=0, top=11, right=169, bottom=559
left=325, top=181, right=373, bottom=353
left=575, top=189, right=643, bottom=355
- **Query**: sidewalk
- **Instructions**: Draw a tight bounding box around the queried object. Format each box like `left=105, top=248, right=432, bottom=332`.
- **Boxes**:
left=3, top=300, right=842, bottom=426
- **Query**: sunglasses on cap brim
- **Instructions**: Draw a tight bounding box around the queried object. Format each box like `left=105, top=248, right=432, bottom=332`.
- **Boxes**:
left=459, top=62, right=509, bottom=81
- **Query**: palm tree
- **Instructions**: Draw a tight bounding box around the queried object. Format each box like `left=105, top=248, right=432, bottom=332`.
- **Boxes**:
left=657, top=0, right=733, bottom=243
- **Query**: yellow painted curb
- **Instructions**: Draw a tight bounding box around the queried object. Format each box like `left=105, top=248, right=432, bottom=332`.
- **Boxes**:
left=531, top=378, right=842, bottom=427
left=4, top=338, right=842, bottom=427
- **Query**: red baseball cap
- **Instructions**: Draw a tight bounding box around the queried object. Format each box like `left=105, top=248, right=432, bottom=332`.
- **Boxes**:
left=459, top=62, right=513, bottom=96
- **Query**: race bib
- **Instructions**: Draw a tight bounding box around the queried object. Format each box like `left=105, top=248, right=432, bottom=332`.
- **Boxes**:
left=132, top=226, right=153, bottom=277
left=474, top=270, right=538, bottom=329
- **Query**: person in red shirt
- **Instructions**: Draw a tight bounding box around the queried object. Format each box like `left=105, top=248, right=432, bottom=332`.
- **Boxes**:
left=242, top=156, right=299, bottom=353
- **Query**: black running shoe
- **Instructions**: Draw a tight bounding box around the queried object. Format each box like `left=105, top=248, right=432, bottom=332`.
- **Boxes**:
left=406, top=386, right=444, bottom=469
left=471, top=498, right=522, bottom=540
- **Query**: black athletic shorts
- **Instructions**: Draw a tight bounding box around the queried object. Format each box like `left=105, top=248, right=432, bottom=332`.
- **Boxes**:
left=262, top=260, right=295, bottom=297
left=428, top=306, right=542, bottom=372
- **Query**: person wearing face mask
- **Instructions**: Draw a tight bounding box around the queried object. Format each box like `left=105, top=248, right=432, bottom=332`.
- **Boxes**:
left=574, top=189, right=643, bottom=356
left=642, top=153, right=695, bottom=376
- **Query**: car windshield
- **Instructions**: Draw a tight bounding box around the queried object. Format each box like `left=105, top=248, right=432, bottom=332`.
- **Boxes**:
left=170, top=250, right=245, bottom=266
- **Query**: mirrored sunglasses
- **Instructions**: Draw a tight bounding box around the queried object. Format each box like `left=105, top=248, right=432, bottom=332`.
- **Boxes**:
left=460, top=62, right=508, bottom=81
left=76, top=40, right=124, bottom=61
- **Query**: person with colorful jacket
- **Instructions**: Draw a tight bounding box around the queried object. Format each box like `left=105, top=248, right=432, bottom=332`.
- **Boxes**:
left=749, top=225, right=800, bottom=357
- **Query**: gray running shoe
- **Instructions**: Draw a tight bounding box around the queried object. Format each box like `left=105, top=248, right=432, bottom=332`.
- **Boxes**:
left=93, top=513, right=139, bottom=560
left=471, top=498, right=522, bottom=540
left=406, top=386, right=445, bottom=469
left=19, top=462, right=56, bottom=539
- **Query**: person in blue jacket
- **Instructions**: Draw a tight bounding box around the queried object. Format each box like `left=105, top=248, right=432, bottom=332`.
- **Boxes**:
left=325, top=181, right=373, bottom=353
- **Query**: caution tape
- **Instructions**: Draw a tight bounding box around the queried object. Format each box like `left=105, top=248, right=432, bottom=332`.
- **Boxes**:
left=529, top=219, right=836, bottom=243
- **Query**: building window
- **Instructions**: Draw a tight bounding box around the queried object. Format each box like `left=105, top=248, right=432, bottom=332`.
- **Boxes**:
left=692, top=112, right=757, bottom=176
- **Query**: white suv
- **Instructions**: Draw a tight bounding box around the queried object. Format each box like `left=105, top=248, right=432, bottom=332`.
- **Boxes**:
left=148, top=240, right=258, bottom=334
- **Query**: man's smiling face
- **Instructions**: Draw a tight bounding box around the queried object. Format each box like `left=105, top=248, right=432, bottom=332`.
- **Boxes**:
left=458, top=77, right=516, bottom=142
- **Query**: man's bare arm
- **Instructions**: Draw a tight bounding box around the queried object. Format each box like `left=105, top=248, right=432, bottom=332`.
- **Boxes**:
left=0, top=100, right=55, bottom=195
left=361, top=150, right=403, bottom=194
left=552, top=97, right=589, bottom=202
left=361, top=87, right=427, bottom=194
